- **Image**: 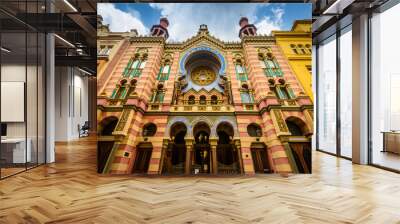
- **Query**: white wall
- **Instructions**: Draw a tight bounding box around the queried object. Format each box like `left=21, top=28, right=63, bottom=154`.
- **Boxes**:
left=54, top=66, right=89, bottom=141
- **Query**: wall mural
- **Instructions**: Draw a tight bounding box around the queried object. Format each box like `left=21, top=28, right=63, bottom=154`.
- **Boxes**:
left=97, top=6, right=313, bottom=176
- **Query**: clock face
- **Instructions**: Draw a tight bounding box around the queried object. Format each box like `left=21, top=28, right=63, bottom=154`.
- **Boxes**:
left=191, top=66, right=216, bottom=86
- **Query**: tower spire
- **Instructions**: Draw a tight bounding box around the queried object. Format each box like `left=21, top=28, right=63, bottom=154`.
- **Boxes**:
left=238, top=17, right=257, bottom=38
left=150, top=17, right=170, bottom=39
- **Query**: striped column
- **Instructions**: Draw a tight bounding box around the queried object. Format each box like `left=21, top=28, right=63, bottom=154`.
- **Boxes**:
left=261, top=111, right=292, bottom=173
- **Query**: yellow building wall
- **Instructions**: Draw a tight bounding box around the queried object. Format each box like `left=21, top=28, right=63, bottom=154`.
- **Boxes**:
left=274, top=23, right=313, bottom=102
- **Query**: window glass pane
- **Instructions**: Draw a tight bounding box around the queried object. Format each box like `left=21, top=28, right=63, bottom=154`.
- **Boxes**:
left=236, top=64, right=244, bottom=73
left=132, top=60, right=139, bottom=69
left=1, top=31, right=28, bottom=177
left=162, top=65, right=169, bottom=74
left=340, top=26, right=352, bottom=158
left=371, top=4, right=400, bottom=171
left=27, top=31, right=38, bottom=169
left=317, top=35, right=337, bottom=154
left=140, top=61, right=146, bottom=69
left=266, top=60, right=275, bottom=68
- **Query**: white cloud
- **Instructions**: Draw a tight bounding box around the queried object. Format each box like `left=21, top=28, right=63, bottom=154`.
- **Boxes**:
left=255, top=7, right=284, bottom=36
left=97, top=3, right=148, bottom=34
left=149, top=3, right=283, bottom=42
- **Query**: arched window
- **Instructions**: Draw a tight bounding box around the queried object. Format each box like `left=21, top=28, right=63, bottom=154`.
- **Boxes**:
left=199, top=95, right=206, bottom=105
left=235, top=63, right=247, bottom=81
left=211, top=95, right=218, bottom=105
left=286, top=121, right=303, bottom=136
left=158, top=64, right=171, bottom=81
left=290, top=44, right=298, bottom=54
left=100, top=117, right=119, bottom=136
left=247, top=123, right=262, bottom=137
left=142, top=123, right=157, bottom=137
left=263, top=58, right=282, bottom=77
left=188, top=95, right=195, bottom=105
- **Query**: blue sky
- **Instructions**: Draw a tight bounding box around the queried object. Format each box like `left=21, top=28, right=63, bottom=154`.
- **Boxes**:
left=98, top=3, right=311, bottom=42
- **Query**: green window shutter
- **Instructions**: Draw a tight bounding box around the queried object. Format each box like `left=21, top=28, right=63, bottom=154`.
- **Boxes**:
left=110, top=88, right=118, bottom=99
left=277, top=69, right=283, bottom=77
left=276, top=87, right=287, bottom=99
left=160, top=92, right=165, bottom=102
left=123, top=67, right=129, bottom=77
left=117, top=87, right=126, bottom=99
left=120, top=87, right=128, bottom=99
left=287, top=87, right=296, bottom=99
left=157, top=67, right=162, bottom=80
left=267, top=68, right=274, bottom=77
left=273, top=59, right=279, bottom=68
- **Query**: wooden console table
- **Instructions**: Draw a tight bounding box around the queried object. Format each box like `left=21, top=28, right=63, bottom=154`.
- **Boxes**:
left=382, top=131, right=400, bottom=154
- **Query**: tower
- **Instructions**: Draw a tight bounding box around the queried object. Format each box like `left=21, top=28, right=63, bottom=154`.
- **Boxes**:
left=150, top=17, right=169, bottom=39
left=238, top=17, right=257, bottom=38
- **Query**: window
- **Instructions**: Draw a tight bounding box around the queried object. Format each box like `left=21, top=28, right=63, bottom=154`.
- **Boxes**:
left=188, top=95, right=195, bottom=105
left=291, top=44, right=311, bottom=55
left=235, top=64, right=248, bottom=81
left=139, top=60, right=146, bottom=69
left=263, top=58, right=283, bottom=77
left=154, top=91, right=164, bottom=103
left=162, top=64, right=170, bottom=74
left=211, top=95, right=218, bottom=105
left=143, top=123, right=157, bottom=137
left=235, top=64, right=245, bottom=74
left=317, top=34, right=337, bottom=154
left=247, top=123, right=262, bottom=137
left=339, top=26, right=352, bottom=158
left=199, top=95, right=206, bottom=105
left=240, top=90, right=254, bottom=103
left=286, top=121, right=303, bottom=136
left=274, top=86, right=295, bottom=100
left=157, top=64, right=171, bottom=81
left=111, top=86, right=126, bottom=100
left=370, top=4, right=400, bottom=171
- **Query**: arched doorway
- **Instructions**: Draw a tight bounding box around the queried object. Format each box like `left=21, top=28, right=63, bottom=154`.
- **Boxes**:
left=247, top=123, right=272, bottom=174
left=216, top=122, right=239, bottom=174
left=250, top=142, right=272, bottom=173
left=193, top=122, right=211, bottom=174
left=163, top=122, right=187, bottom=174
left=285, top=117, right=312, bottom=173
left=97, top=116, right=118, bottom=173
left=132, top=142, right=153, bottom=174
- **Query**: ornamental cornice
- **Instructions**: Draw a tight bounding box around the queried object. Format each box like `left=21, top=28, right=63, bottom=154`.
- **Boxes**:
left=241, top=35, right=276, bottom=44
left=164, top=33, right=242, bottom=51
left=129, top=36, right=166, bottom=45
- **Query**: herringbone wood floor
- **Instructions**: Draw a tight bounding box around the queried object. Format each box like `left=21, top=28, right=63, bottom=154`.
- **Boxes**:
left=1, top=137, right=400, bottom=224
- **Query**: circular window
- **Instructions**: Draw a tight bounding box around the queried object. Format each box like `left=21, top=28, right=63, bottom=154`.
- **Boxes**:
left=247, top=123, right=262, bottom=137
left=191, top=66, right=216, bottom=86
left=142, top=123, right=157, bottom=137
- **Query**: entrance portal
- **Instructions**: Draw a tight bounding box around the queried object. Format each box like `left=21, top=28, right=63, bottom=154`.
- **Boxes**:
left=289, top=142, right=311, bottom=173
left=193, top=122, right=211, bottom=174
left=251, top=142, right=272, bottom=173
left=163, top=122, right=187, bottom=174
left=133, top=142, right=153, bottom=173
left=216, top=122, right=240, bottom=174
